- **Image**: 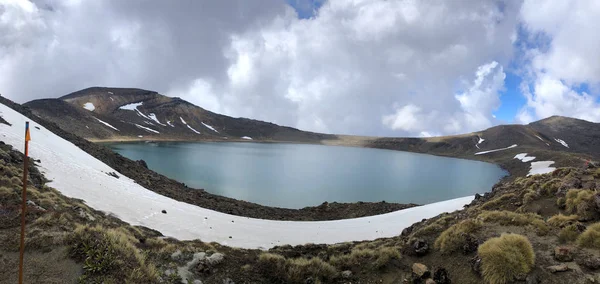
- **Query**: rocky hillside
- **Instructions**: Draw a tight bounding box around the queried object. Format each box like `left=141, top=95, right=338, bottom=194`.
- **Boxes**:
left=25, top=87, right=334, bottom=143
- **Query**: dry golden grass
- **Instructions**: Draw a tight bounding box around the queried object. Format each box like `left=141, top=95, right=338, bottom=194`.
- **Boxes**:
left=478, top=234, right=535, bottom=284
left=480, top=193, right=516, bottom=210
left=257, top=253, right=337, bottom=283
left=329, top=246, right=401, bottom=270
left=434, top=219, right=482, bottom=254
left=69, top=224, right=159, bottom=283
left=523, top=190, right=538, bottom=205
left=565, top=189, right=596, bottom=219
left=558, top=224, right=580, bottom=243
left=547, top=214, right=579, bottom=227
left=478, top=211, right=549, bottom=236
left=577, top=223, right=600, bottom=249
left=413, top=215, right=455, bottom=237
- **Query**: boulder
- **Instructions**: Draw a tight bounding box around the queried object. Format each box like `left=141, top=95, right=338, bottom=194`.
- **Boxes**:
left=207, top=253, right=225, bottom=265
left=554, top=246, right=574, bottom=262
left=547, top=264, right=570, bottom=273
left=170, top=250, right=182, bottom=261
left=412, top=263, right=430, bottom=279
left=433, top=268, right=451, bottom=284
left=162, top=209, right=167, bottom=214
left=341, top=270, right=352, bottom=278
left=412, top=239, right=429, bottom=256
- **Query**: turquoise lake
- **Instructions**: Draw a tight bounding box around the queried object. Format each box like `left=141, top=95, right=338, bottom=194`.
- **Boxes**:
left=105, top=142, right=507, bottom=209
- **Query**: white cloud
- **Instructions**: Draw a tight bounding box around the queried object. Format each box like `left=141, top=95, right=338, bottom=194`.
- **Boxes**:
left=1, top=0, right=521, bottom=136
left=518, top=0, right=600, bottom=123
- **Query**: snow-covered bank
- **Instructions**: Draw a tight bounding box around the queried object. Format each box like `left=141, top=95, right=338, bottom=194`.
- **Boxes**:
left=474, top=144, right=517, bottom=155
left=0, top=102, right=472, bottom=249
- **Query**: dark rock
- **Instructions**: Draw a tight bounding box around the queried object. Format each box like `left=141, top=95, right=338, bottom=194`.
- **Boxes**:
left=554, top=246, right=574, bottom=262
left=474, top=193, right=482, bottom=200
left=137, top=159, right=148, bottom=169
left=161, top=210, right=167, bottom=214
left=433, top=268, right=451, bottom=284
left=412, top=239, right=429, bottom=256
left=462, top=234, right=479, bottom=254
left=304, top=277, right=314, bottom=284
left=401, top=225, right=414, bottom=237
left=469, top=256, right=482, bottom=276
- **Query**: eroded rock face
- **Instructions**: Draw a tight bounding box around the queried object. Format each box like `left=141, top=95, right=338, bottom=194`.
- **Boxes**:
left=577, top=255, right=600, bottom=270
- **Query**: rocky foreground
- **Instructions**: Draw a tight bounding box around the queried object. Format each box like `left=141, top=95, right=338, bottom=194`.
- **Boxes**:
left=2, top=137, right=600, bottom=283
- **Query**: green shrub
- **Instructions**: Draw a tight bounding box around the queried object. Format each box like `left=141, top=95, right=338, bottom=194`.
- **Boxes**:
left=478, top=234, right=535, bottom=284
left=329, top=246, right=400, bottom=270
left=478, top=211, right=549, bottom=236
left=69, top=225, right=158, bottom=283
left=577, top=223, right=600, bottom=249
left=434, top=219, right=482, bottom=254
left=558, top=224, right=580, bottom=243
left=257, top=253, right=337, bottom=283
left=565, top=189, right=596, bottom=220
left=547, top=214, right=579, bottom=228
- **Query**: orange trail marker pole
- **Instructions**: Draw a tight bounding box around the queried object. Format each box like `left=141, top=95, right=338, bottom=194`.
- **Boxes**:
left=18, top=121, right=31, bottom=284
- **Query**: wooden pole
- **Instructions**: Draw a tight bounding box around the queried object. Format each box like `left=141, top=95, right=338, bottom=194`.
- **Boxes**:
left=18, top=121, right=30, bottom=284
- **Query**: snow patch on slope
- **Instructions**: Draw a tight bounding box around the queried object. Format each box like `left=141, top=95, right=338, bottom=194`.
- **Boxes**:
left=202, top=122, right=219, bottom=133
left=83, top=102, right=95, bottom=111
left=241, top=136, right=253, bottom=140
left=135, top=124, right=160, bottom=134
left=187, top=125, right=201, bottom=134
left=148, top=114, right=166, bottom=126
left=94, top=118, right=119, bottom=131
left=475, top=136, right=485, bottom=149
left=535, top=135, right=544, bottom=141
left=528, top=161, right=556, bottom=176
left=167, top=121, right=175, bottom=127
left=554, top=138, right=569, bottom=148
left=120, top=102, right=143, bottom=110
left=514, top=153, right=535, bottom=163
left=474, top=144, right=517, bottom=155
left=0, top=101, right=473, bottom=249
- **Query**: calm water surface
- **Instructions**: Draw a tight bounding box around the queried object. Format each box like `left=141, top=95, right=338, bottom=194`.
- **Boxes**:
left=106, top=142, right=507, bottom=209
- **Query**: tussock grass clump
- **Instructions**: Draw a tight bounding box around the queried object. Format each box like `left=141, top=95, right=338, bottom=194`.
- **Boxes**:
left=413, top=215, right=455, bottom=237
left=541, top=178, right=561, bottom=195
left=257, top=253, right=337, bottom=283
left=480, top=193, right=516, bottom=210
left=577, top=223, right=600, bottom=249
left=547, top=214, right=579, bottom=228
left=0, top=186, right=18, bottom=201
left=559, top=224, right=580, bottom=243
left=556, top=197, right=566, bottom=209
left=329, top=246, right=401, bottom=270
left=434, top=219, right=482, bottom=254
left=478, top=211, right=549, bottom=236
left=565, top=189, right=597, bottom=220
left=478, top=234, right=535, bottom=284
left=69, top=224, right=158, bottom=283
left=523, top=190, right=539, bottom=205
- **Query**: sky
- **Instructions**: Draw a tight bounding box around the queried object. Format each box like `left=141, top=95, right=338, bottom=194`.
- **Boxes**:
left=1, top=0, right=599, bottom=137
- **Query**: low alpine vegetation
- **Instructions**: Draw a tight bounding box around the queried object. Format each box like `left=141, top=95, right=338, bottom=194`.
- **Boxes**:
left=434, top=219, right=482, bottom=254
left=478, top=211, right=549, bottom=236
left=577, top=223, right=600, bottom=249
left=478, top=234, right=535, bottom=284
